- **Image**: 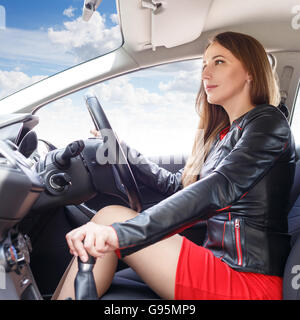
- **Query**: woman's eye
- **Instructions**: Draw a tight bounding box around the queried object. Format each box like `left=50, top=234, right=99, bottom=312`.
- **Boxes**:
left=215, top=59, right=224, bottom=65
left=202, top=60, right=224, bottom=71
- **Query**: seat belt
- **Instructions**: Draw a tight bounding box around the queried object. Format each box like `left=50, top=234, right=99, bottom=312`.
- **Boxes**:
left=280, top=65, right=294, bottom=105
left=278, top=65, right=294, bottom=119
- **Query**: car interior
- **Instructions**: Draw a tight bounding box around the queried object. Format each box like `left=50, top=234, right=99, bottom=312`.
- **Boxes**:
left=0, top=0, right=300, bottom=300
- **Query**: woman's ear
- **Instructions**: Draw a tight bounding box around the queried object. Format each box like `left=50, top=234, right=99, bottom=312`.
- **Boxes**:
left=246, top=72, right=253, bottom=82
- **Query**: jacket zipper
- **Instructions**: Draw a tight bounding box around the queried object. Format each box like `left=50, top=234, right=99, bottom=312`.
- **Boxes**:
left=234, top=219, right=243, bottom=266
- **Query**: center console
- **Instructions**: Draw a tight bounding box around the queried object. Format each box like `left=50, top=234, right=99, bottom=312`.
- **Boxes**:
left=0, top=140, right=44, bottom=299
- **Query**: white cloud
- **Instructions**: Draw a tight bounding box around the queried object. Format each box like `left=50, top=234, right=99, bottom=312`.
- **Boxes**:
left=144, top=59, right=202, bottom=76
left=0, top=28, right=76, bottom=68
left=35, top=85, right=198, bottom=156
left=0, top=12, right=122, bottom=72
left=89, top=77, right=165, bottom=106
left=48, top=12, right=123, bottom=62
left=0, top=10, right=123, bottom=98
left=158, top=59, right=202, bottom=93
left=0, top=69, right=46, bottom=99
left=129, top=59, right=203, bottom=89
left=63, top=6, right=77, bottom=18
left=90, top=62, right=202, bottom=107
left=110, top=13, right=119, bottom=24
left=84, top=69, right=200, bottom=156
left=33, top=63, right=201, bottom=156
left=159, top=69, right=202, bottom=93
left=34, top=97, right=95, bottom=147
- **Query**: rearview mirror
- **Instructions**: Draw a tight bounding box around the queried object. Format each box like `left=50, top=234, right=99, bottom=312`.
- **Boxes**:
left=82, top=0, right=103, bottom=21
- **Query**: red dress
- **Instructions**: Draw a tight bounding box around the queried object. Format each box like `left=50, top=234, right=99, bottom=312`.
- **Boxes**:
left=175, top=237, right=282, bottom=300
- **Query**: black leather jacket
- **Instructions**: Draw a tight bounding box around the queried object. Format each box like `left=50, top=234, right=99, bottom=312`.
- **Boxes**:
left=112, top=104, right=296, bottom=276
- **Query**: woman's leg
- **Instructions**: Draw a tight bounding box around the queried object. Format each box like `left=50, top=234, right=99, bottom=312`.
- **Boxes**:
left=122, top=233, right=183, bottom=300
left=53, top=205, right=183, bottom=300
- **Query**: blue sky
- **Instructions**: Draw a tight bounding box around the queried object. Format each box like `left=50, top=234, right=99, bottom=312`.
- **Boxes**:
left=0, top=0, right=120, bottom=77
left=0, top=0, right=123, bottom=96
left=0, top=0, right=117, bottom=30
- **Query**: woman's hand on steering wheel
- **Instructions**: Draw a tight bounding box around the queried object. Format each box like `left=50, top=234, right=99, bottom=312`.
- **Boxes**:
left=90, top=128, right=123, bottom=144
left=90, top=129, right=101, bottom=138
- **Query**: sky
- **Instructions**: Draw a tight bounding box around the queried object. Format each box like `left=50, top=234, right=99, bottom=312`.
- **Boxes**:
left=0, top=0, right=117, bottom=30
left=0, top=0, right=122, bottom=77
left=0, top=0, right=203, bottom=156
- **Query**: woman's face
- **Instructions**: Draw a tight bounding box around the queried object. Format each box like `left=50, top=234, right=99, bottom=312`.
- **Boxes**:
left=202, top=42, right=251, bottom=106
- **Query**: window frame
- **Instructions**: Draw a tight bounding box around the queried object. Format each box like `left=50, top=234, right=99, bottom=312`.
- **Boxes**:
left=290, top=79, right=300, bottom=126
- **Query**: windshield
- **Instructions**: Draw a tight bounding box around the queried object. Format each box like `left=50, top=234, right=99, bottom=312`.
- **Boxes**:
left=0, top=0, right=123, bottom=99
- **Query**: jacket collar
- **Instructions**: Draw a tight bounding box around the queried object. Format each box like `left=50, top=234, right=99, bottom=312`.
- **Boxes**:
left=230, top=104, right=271, bottom=129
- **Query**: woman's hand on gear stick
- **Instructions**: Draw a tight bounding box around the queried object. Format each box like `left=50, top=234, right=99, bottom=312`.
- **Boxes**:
left=65, top=222, right=119, bottom=262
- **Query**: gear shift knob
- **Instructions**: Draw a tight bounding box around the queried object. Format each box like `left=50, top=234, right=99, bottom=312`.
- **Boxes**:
left=74, top=254, right=98, bottom=300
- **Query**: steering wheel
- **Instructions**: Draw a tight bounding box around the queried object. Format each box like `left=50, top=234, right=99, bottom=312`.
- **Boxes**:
left=85, top=94, right=142, bottom=213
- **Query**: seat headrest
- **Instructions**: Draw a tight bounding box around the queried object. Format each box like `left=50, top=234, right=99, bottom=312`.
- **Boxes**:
left=278, top=102, right=289, bottom=118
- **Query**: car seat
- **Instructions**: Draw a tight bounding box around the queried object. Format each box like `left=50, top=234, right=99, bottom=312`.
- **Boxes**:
left=283, top=159, right=300, bottom=299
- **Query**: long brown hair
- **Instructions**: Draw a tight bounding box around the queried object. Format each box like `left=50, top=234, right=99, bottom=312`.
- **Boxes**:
left=181, top=31, right=281, bottom=187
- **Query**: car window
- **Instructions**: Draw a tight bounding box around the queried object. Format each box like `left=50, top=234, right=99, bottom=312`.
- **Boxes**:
left=290, top=80, right=300, bottom=145
left=0, top=0, right=122, bottom=100
left=34, top=96, right=96, bottom=150
left=34, top=59, right=203, bottom=157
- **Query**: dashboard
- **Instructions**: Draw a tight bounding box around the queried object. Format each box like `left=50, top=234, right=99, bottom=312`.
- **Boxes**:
left=0, top=114, right=97, bottom=237
left=0, top=139, right=44, bottom=241
left=0, top=113, right=39, bottom=146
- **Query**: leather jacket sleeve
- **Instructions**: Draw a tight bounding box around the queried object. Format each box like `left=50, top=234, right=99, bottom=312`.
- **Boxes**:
left=112, top=108, right=291, bottom=258
left=121, top=141, right=183, bottom=196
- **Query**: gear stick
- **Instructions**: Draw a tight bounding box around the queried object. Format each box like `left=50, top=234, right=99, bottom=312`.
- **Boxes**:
left=74, top=254, right=98, bottom=300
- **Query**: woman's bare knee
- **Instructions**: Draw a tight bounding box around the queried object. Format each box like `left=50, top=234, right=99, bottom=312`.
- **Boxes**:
left=91, top=205, right=138, bottom=225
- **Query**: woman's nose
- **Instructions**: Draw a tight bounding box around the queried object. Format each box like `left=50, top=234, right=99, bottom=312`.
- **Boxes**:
left=202, top=65, right=212, bottom=80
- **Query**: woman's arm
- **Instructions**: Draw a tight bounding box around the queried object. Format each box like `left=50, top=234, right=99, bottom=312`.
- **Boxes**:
left=112, top=107, right=294, bottom=258
left=120, top=141, right=184, bottom=196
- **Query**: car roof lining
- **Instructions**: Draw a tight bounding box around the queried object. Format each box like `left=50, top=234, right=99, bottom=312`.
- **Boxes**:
left=119, top=0, right=300, bottom=53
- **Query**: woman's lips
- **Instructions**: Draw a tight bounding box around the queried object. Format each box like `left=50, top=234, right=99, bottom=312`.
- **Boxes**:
left=206, top=85, right=218, bottom=91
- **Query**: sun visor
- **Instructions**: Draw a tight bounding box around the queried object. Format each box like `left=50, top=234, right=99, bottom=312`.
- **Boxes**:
left=120, top=0, right=213, bottom=51
left=147, top=0, right=213, bottom=50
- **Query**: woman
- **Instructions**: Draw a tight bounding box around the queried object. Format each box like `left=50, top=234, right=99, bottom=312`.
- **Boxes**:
left=54, top=31, right=295, bottom=300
